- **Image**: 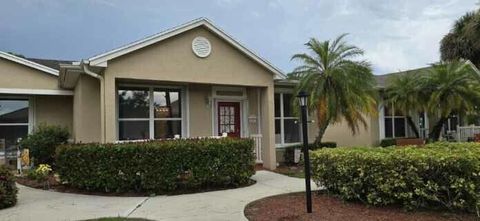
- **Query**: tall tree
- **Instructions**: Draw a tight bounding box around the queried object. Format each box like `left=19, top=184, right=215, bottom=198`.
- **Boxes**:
left=422, top=61, right=480, bottom=141
left=290, top=34, right=377, bottom=143
left=385, top=73, right=425, bottom=138
left=440, top=11, right=480, bottom=67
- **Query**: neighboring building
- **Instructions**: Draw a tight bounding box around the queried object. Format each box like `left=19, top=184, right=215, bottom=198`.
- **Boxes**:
left=0, top=18, right=475, bottom=169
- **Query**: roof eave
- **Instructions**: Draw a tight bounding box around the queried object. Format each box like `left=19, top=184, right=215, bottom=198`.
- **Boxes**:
left=0, top=51, right=59, bottom=76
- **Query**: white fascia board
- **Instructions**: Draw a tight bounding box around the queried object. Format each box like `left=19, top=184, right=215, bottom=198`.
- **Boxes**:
left=0, top=88, right=73, bottom=96
left=465, top=60, right=480, bottom=75
left=0, top=51, right=59, bottom=76
left=88, top=18, right=286, bottom=79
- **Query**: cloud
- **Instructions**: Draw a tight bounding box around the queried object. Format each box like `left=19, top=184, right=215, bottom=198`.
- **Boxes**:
left=0, top=0, right=477, bottom=74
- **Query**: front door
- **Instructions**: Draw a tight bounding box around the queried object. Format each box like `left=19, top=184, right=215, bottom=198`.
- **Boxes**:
left=217, top=102, right=241, bottom=137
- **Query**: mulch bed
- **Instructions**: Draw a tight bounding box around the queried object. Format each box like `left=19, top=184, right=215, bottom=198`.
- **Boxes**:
left=244, top=192, right=478, bottom=221
left=16, top=175, right=256, bottom=197
left=273, top=164, right=305, bottom=178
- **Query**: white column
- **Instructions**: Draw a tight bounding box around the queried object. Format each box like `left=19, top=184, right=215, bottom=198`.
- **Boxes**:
left=378, top=102, right=385, bottom=140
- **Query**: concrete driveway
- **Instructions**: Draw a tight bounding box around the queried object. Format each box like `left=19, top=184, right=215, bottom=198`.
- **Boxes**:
left=0, top=171, right=318, bottom=221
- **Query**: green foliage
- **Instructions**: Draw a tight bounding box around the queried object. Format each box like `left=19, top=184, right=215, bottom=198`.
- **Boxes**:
left=290, top=34, right=377, bottom=143
left=20, top=124, right=70, bottom=165
left=0, top=165, right=17, bottom=209
left=313, top=142, right=337, bottom=149
left=55, top=138, right=255, bottom=193
left=385, top=73, right=424, bottom=138
left=379, top=139, right=396, bottom=147
left=27, top=164, right=52, bottom=182
left=440, top=11, right=480, bottom=67
left=422, top=61, right=480, bottom=140
left=384, top=61, right=480, bottom=141
left=284, top=142, right=337, bottom=165
left=311, top=142, right=480, bottom=213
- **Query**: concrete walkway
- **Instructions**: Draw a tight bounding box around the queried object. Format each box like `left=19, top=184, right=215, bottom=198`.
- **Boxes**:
left=0, top=171, right=318, bottom=221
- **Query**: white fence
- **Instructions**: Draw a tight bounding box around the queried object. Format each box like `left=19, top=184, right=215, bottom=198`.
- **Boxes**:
left=250, top=134, right=263, bottom=163
left=457, top=126, right=480, bottom=142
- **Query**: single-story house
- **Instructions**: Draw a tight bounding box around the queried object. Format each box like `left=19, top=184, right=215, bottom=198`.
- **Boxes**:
left=0, top=18, right=474, bottom=169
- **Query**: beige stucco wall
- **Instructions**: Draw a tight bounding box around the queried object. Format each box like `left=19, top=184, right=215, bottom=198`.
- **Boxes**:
left=188, top=84, right=212, bottom=137
left=246, top=87, right=261, bottom=135
left=0, top=58, right=59, bottom=90
left=35, top=95, right=73, bottom=134
left=97, top=26, right=277, bottom=169
left=321, top=114, right=379, bottom=146
left=73, top=75, right=101, bottom=142
left=0, top=57, right=74, bottom=136
left=103, top=26, right=276, bottom=142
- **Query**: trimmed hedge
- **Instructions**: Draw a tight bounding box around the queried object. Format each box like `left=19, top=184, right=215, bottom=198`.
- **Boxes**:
left=379, top=138, right=396, bottom=147
left=0, top=165, right=17, bottom=209
left=55, top=138, right=255, bottom=193
left=284, top=142, right=337, bottom=164
left=311, top=142, right=480, bottom=212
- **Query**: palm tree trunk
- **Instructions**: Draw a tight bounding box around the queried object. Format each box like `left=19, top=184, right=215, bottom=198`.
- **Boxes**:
left=429, top=117, right=448, bottom=141
left=406, top=116, right=420, bottom=138
left=314, top=123, right=329, bottom=144
left=314, top=98, right=329, bottom=144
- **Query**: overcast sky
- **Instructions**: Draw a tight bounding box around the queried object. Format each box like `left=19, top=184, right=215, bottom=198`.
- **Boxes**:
left=0, top=0, right=477, bottom=74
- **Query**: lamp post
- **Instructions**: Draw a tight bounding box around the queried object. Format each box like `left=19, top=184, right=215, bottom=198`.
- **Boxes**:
left=297, top=90, right=312, bottom=213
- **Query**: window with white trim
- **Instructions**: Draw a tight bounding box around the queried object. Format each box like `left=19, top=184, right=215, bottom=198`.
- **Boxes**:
left=384, top=103, right=407, bottom=138
left=118, top=86, right=182, bottom=140
left=275, top=93, right=300, bottom=146
left=0, top=99, right=29, bottom=149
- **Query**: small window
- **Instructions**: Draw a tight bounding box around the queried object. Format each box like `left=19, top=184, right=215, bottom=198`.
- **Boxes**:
left=275, top=92, right=301, bottom=146
left=383, top=103, right=407, bottom=138
left=212, top=86, right=246, bottom=99
left=215, top=90, right=244, bottom=97
left=0, top=99, right=29, bottom=149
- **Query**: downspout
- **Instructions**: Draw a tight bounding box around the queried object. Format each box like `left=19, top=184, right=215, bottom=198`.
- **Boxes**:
left=81, top=60, right=106, bottom=143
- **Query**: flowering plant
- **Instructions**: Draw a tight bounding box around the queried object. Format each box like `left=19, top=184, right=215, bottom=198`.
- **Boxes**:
left=28, top=164, right=52, bottom=183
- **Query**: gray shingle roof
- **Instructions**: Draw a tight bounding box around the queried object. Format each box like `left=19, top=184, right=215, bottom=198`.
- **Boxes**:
left=26, top=58, right=74, bottom=71
left=374, top=66, right=431, bottom=88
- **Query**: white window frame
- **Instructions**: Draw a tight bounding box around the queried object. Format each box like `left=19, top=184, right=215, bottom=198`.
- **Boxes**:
left=0, top=96, right=34, bottom=148
left=382, top=102, right=407, bottom=139
left=275, top=92, right=301, bottom=148
left=117, top=84, right=186, bottom=141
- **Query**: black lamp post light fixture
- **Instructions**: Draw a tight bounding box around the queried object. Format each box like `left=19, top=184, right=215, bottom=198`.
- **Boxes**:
left=297, top=90, right=313, bottom=213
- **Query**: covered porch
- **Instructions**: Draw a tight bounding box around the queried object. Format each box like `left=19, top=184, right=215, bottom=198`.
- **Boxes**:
left=105, top=80, right=274, bottom=167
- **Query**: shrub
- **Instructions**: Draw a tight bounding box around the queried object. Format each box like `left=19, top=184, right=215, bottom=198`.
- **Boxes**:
left=311, top=142, right=480, bottom=213
left=314, top=142, right=337, bottom=149
left=0, top=165, right=17, bottom=209
left=284, top=142, right=337, bottom=165
left=20, top=124, right=69, bottom=165
left=379, top=138, right=396, bottom=147
left=27, top=164, right=52, bottom=182
left=56, top=138, right=255, bottom=193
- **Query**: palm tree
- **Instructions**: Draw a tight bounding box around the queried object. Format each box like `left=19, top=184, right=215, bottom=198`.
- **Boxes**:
left=385, top=73, right=425, bottom=138
left=422, top=60, right=480, bottom=141
left=440, top=11, right=480, bottom=67
left=290, top=34, right=377, bottom=143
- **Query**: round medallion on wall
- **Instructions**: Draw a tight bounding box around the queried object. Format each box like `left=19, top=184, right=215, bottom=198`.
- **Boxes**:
left=192, top=36, right=211, bottom=58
